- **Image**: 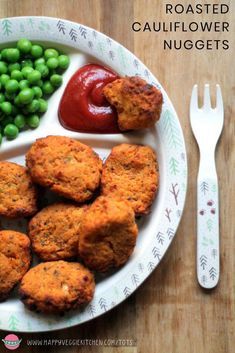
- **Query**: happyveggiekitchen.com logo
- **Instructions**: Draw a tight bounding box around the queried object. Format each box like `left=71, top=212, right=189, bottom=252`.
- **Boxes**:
left=2, top=334, right=22, bottom=350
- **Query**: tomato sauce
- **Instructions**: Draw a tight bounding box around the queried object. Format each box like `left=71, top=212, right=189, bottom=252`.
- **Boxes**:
left=58, top=64, right=120, bottom=134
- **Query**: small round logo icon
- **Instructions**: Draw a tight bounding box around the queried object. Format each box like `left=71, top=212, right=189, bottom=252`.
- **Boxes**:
left=2, top=334, right=22, bottom=350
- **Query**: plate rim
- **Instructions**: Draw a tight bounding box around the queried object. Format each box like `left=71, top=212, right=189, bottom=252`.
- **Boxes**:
left=0, top=15, right=188, bottom=332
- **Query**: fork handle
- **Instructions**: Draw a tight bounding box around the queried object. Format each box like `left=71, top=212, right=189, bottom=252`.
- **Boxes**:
left=197, top=160, right=219, bottom=289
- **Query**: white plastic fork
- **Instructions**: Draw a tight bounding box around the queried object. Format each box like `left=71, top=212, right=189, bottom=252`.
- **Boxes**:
left=190, top=84, right=224, bottom=289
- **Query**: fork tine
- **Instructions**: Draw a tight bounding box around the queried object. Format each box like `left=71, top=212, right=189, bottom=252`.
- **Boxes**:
left=216, top=84, right=223, bottom=115
left=203, top=84, right=211, bottom=109
left=190, top=84, right=198, bottom=113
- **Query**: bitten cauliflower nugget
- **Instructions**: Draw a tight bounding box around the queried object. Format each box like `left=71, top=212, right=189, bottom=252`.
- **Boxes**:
left=101, top=144, right=159, bottom=215
left=103, top=76, right=163, bottom=130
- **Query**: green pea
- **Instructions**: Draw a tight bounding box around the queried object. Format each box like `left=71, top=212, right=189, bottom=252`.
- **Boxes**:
left=48, top=69, right=56, bottom=76
left=34, top=57, right=45, bottom=66
left=27, top=70, right=41, bottom=84
left=17, top=38, right=32, bottom=54
left=42, top=81, right=54, bottom=95
left=44, top=48, right=59, bottom=59
left=25, top=99, right=40, bottom=113
left=8, top=63, right=21, bottom=73
left=0, top=61, right=8, bottom=74
left=35, top=64, right=49, bottom=78
left=5, top=48, right=20, bottom=63
left=0, top=74, right=10, bottom=87
left=5, top=79, right=19, bottom=94
left=46, top=57, right=59, bottom=70
left=14, top=95, right=23, bottom=107
left=21, top=107, right=29, bottom=116
left=4, top=123, right=19, bottom=139
left=1, top=116, right=14, bottom=127
left=5, top=92, right=16, bottom=101
left=21, top=59, right=33, bottom=68
left=1, top=101, right=12, bottom=115
left=14, top=114, right=26, bottom=129
left=11, top=105, right=19, bottom=116
left=58, top=55, right=70, bottom=69
left=31, top=45, right=43, bottom=58
left=18, top=88, right=34, bottom=104
left=19, top=79, right=29, bottom=90
left=50, top=74, right=62, bottom=87
left=1, top=49, right=8, bottom=60
left=38, top=98, right=48, bottom=113
left=0, top=93, right=5, bottom=103
left=32, top=86, right=42, bottom=98
left=0, top=42, right=69, bottom=143
left=11, top=69, right=23, bottom=81
left=21, top=66, right=34, bottom=79
left=27, top=114, right=40, bottom=128
left=35, top=79, right=43, bottom=87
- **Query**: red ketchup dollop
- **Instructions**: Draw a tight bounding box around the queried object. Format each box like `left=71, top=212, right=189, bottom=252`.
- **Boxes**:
left=58, top=64, right=120, bottom=134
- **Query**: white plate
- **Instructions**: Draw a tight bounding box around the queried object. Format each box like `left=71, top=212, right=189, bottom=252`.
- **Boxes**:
left=0, top=16, right=187, bottom=332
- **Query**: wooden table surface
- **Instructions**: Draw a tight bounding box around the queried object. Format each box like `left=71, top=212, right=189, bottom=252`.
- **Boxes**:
left=0, top=1, right=234, bottom=352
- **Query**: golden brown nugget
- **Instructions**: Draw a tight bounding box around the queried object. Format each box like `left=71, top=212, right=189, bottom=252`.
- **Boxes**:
left=19, top=261, right=95, bottom=313
left=0, top=230, right=31, bottom=301
left=29, top=203, right=87, bottom=261
left=79, top=196, right=138, bottom=272
left=101, top=144, right=159, bottom=215
left=103, top=76, right=163, bottom=131
left=26, top=135, right=102, bottom=203
left=0, top=161, right=37, bottom=218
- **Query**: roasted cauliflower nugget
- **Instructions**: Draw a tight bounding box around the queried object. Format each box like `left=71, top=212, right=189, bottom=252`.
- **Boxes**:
left=0, top=161, right=37, bottom=218
left=101, top=144, right=159, bottom=215
left=79, top=196, right=138, bottom=272
left=103, top=76, right=163, bottom=131
left=26, top=135, right=102, bottom=203
left=29, top=203, right=87, bottom=261
left=0, top=230, right=31, bottom=301
left=19, top=261, right=95, bottom=313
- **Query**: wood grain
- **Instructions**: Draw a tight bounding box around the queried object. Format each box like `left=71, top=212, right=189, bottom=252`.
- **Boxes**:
left=0, top=1, right=234, bottom=352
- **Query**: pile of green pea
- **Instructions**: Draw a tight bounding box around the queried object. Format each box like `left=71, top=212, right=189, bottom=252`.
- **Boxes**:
left=0, top=38, right=70, bottom=143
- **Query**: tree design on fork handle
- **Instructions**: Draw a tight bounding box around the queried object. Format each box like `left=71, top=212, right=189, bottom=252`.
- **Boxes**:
left=198, top=178, right=219, bottom=288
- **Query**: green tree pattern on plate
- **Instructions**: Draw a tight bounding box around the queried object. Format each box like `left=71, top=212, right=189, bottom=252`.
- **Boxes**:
left=118, top=46, right=127, bottom=69
left=66, top=317, right=74, bottom=327
left=8, top=315, right=19, bottom=331
left=169, top=157, right=179, bottom=175
left=2, top=19, right=12, bottom=36
left=20, top=23, right=25, bottom=33
left=28, top=18, right=35, bottom=28
left=114, top=286, right=119, bottom=296
left=97, top=41, right=105, bottom=57
left=27, top=320, right=32, bottom=331
left=162, top=110, right=183, bottom=149
left=38, top=21, right=50, bottom=31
